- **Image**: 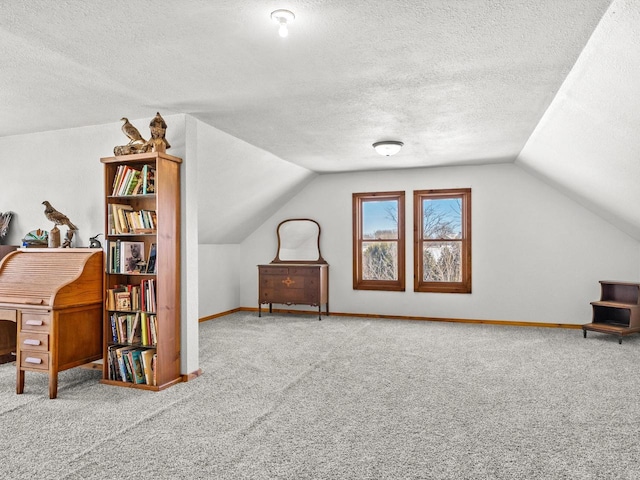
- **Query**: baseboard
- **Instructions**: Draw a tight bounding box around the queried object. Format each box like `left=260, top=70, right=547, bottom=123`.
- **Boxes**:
left=182, top=368, right=203, bottom=382
left=199, top=308, right=242, bottom=322
left=218, top=306, right=582, bottom=330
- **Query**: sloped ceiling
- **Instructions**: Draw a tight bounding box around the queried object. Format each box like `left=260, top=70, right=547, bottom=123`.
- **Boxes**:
left=0, top=0, right=610, bottom=174
left=517, top=0, right=640, bottom=240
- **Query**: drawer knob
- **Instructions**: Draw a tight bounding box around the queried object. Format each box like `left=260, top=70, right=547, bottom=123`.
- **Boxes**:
left=25, top=319, right=43, bottom=326
left=25, top=357, right=43, bottom=364
left=23, top=339, right=41, bottom=346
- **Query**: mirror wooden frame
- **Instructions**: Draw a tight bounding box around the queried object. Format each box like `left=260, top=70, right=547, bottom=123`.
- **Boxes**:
left=271, top=218, right=327, bottom=264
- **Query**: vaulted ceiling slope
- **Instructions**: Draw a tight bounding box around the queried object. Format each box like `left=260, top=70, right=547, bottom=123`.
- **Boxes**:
left=0, top=0, right=611, bottom=174
left=517, top=0, right=640, bottom=240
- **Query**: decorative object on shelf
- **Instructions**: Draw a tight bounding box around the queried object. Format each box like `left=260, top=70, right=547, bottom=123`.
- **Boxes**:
left=145, top=112, right=171, bottom=153
left=21, top=229, right=48, bottom=247
left=49, top=226, right=61, bottom=248
left=61, top=229, right=74, bottom=248
left=372, top=140, right=404, bottom=156
left=113, top=112, right=171, bottom=155
left=121, top=117, right=147, bottom=145
left=114, top=117, right=150, bottom=156
left=0, top=211, right=13, bottom=243
left=89, top=233, right=102, bottom=249
left=42, top=201, right=77, bottom=248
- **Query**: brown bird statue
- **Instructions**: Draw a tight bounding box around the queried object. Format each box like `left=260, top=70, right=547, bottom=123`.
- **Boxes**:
left=120, top=117, right=146, bottom=145
left=42, top=201, right=77, bottom=230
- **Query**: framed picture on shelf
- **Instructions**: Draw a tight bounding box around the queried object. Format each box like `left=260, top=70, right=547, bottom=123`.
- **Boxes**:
left=121, top=241, right=146, bottom=274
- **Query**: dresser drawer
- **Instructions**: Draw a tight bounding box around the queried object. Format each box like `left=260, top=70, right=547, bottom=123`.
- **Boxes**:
left=19, top=332, right=49, bottom=352
left=19, top=312, right=51, bottom=332
left=261, top=288, right=308, bottom=304
left=20, top=351, right=49, bottom=371
left=259, top=267, right=290, bottom=276
left=0, top=308, right=17, bottom=322
left=288, top=267, right=318, bottom=276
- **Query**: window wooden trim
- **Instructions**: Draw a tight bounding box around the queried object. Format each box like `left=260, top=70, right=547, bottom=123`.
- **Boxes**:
left=353, top=191, right=405, bottom=291
left=413, top=188, right=471, bottom=293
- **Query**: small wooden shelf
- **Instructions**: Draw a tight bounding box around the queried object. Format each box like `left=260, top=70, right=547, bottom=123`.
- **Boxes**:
left=583, top=281, right=640, bottom=344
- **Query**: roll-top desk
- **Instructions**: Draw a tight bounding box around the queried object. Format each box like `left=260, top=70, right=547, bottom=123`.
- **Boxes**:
left=258, top=219, right=329, bottom=320
left=0, top=248, right=103, bottom=399
left=0, top=245, right=18, bottom=363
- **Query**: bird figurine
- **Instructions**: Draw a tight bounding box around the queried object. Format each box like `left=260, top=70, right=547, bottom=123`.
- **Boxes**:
left=120, top=117, right=146, bottom=145
left=42, top=201, right=78, bottom=230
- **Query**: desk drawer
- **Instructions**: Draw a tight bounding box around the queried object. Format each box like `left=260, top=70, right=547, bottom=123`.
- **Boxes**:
left=19, top=312, right=50, bottom=332
left=20, top=351, right=49, bottom=371
left=0, top=308, right=17, bottom=322
left=19, top=332, right=49, bottom=352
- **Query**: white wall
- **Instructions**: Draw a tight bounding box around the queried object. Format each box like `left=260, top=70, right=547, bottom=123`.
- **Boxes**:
left=195, top=120, right=316, bottom=244
left=198, top=244, right=240, bottom=317
left=517, top=0, right=640, bottom=241
left=239, top=163, right=640, bottom=325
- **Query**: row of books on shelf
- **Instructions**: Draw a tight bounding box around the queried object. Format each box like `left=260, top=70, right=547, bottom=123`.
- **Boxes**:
left=109, top=203, right=157, bottom=234
left=107, top=345, right=157, bottom=385
left=106, top=280, right=157, bottom=313
left=110, top=311, right=158, bottom=346
left=111, top=164, right=155, bottom=196
left=106, top=240, right=156, bottom=274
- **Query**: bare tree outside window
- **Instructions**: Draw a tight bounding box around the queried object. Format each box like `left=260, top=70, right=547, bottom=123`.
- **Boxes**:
left=414, top=189, right=471, bottom=293
left=353, top=192, right=405, bottom=291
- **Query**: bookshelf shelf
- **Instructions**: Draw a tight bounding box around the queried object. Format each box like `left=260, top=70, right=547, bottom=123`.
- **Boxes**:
left=100, top=151, right=182, bottom=390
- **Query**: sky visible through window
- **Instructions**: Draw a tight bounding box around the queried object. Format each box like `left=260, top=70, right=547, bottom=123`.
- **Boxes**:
left=362, top=197, right=462, bottom=237
left=423, top=198, right=462, bottom=236
left=363, top=200, right=397, bottom=237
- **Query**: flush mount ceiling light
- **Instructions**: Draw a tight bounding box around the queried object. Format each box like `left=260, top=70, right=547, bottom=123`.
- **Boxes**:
left=373, top=140, right=404, bottom=156
left=271, top=9, right=295, bottom=38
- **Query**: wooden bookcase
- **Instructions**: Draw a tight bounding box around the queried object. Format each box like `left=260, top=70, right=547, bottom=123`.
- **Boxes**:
left=583, top=281, right=640, bottom=344
left=99, top=152, right=182, bottom=390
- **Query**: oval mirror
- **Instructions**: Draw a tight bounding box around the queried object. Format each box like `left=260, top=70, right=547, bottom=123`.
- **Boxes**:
left=273, top=218, right=325, bottom=263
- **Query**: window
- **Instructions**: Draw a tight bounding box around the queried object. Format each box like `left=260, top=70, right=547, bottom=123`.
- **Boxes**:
left=353, top=191, right=405, bottom=291
left=414, top=188, right=471, bottom=293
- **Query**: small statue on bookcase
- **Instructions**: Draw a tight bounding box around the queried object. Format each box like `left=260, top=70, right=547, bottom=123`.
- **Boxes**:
left=113, top=112, right=170, bottom=155
left=145, top=112, right=171, bottom=153
left=42, top=201, right=77, bottom=248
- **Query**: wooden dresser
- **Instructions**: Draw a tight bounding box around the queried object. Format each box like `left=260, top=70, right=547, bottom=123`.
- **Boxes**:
left=258, top=264, right=329, bottom=320
left=0, top=248, right=103, bottom=398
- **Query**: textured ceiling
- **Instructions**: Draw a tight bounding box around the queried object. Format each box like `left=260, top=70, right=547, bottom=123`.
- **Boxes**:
left=0, top=0, right=612, bottom=173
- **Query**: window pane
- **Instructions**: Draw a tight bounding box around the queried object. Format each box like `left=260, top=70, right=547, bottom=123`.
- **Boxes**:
left=422, top=198, right=461, bottom=239
left=362, top=241, right=398, bottom=281
left=422, top=241, right=461, bottom=282
left=363, top=200, right=398, bottom=240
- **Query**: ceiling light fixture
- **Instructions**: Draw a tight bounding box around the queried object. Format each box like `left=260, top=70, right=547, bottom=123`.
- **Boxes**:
left=373, top=140, right=404, bottom=156
left=271, top=9, right=295, bottom=38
